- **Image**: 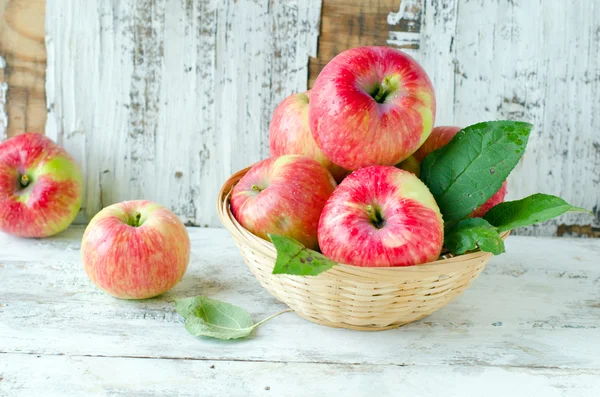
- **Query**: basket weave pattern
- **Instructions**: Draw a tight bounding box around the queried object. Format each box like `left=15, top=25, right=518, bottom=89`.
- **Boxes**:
left=218, top=167, right=506, bottom=331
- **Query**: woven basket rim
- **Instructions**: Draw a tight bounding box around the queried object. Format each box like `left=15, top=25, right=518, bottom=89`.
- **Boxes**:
left=217, top=165, right=509, bottom=274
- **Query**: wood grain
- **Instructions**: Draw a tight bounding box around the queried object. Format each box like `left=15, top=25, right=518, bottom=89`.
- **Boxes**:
left=1, top=227, right=599, bottom=395
left=1, top=227, right=599, bottom=368
left=308, top=0, right=408, bottom=87
left=5, top=0, right=598, bottom=236
left=0, top=0, right=46, bottom=138
left=414, top=0, right=600, bottom=236
left=3, top=354, right=599, bottom=397
left=45, top=0, right=321, bottom=227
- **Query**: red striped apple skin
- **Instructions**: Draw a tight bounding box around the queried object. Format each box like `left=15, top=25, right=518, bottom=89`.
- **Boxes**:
left=318, top=166, right=443, bottom=267
left=81, top=200, right=190, bottom=300
left=0, top=133, right=83, bottom=238
left=309, top=46, right=436, bottom=170
left=269, top=91, right=348, bottom=182
left=399, top=126, right=508, bottom=217
left=470, top=182, right=508, bottom=218
left=230, top=155, right=336, bottom=250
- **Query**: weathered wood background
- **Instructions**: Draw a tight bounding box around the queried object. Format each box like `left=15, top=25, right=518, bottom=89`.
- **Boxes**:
left=1, top=0, right=599, bottom=235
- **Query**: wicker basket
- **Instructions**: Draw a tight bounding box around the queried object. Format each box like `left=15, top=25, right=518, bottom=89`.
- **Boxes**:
left=217, top=167, right=509, bottom=331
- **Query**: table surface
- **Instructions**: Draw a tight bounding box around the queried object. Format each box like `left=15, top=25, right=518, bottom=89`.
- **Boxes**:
left=1, top=227, right=599, bottom=397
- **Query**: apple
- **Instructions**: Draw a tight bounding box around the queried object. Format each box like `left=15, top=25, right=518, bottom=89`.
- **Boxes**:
left=81, top=200, right=190, bottom=299
left=230, top=155, right=336, bottom=250
left=318, top=166, right=443, bottom=267
left=0, top=133, right=83, bottom=238
left=269, top=90, right=348, bottom=182
left=309, top=46, right=436, bottom=170
left=398, top=126, right=507, bottom=216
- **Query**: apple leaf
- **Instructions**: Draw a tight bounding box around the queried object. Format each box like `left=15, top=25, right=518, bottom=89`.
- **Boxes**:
left=421, top=121, right=532, bottom=224
left=269, top=234, right=336, bottom=276
left=444, top=218, right=505, bottom=255
left=174, top=296, right=291, bottom=340
left=484, top=194, right=591, bottom=233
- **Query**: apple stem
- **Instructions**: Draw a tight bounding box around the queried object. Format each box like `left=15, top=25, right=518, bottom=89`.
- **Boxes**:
left=373, top=77, right=391, bottom=103
left=135, top=212, right=142, bottom=227
left=366, top=204, right=386, bottom=229
left=20, top=174, right=30, bottom=188
left=251, top=185, right=263, bottom=192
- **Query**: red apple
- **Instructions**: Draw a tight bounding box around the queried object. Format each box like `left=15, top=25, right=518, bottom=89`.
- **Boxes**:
left=230, top=155, right=336, bottom=250
left=398, top=126, right=508, bottom=217
left=318, top=166, right=443, bottom=267
left=81, top=200, right=190, bottom=299
left=269, top=90, right=348, bottom=182
left=309, top=46, right=436, bottom=170
left=0, top=133, right=83, bottom=238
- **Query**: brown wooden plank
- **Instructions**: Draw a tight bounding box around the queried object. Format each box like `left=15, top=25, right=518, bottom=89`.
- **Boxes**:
left=308, top=0, right=403, bottom=87
left=0, top=0, right=46, bottom=137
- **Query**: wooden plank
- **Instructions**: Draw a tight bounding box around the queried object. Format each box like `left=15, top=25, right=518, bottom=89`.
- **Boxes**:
left=310, top=0, right=600, bottom=236
left=1, top=227, right=599, bottom=369
left=2, top=354, right=599, bottom=397
left=416, top=0, right=600, bottom=236
left=45, top=0, right=321, bottom=227
left=308, top=0, right=405, bottom=87
left=0, top=0, right=46, bottom=138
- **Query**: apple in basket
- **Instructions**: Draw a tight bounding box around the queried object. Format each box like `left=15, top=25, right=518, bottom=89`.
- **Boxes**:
left=399, top=126, right=507, bottom=217
left=0, top=133, right=83, bottom=238
left=319, top=166, right=444, bottom=267
left=309, top=46, right=436, bottom=170
left=81, top=200, right=190, bottom=299
left=269, top=90, right=348, bottom=182
left=230, top=155, right=336, bottom=250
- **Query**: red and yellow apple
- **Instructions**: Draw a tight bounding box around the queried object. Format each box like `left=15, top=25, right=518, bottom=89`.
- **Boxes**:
left=230, top=155, right=336, bottom=250
left=318, top=166, right=443, bottom=267
left=399, top=125, right=507, bottom=217
left=81, top=200, right=190, bottom=299
left=0, top=133, right=83, bottom=238
left=309, top=46, right=436, bottom=170
left=269, top=90, right=348, bottom=182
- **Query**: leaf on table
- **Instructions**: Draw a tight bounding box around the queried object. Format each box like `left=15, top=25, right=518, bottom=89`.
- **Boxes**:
left=444, top=218, right=505, bottom=255
left=421, top=120, right=532, bottom=224
left=175, top=296, right=255, bottom=340
left=484, top=193, right=591, bottom=233
left=269, top=234, right=336, bottom=276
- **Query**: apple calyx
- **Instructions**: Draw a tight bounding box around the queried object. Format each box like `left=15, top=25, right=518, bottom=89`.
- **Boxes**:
left=371, top=75, right=400, bottom=104
left=19, top=174, right=31, bottom=188
left=127, top=212, right=143, bottom=228
left=251, top=184, right=263, bottom=193
left=365, top=204, right=386, bottom=229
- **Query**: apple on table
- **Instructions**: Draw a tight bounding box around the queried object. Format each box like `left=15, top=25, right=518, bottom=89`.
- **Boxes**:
left=0, top=133, right=83, bottom=238
left=81, top=200, right=190, bottom=300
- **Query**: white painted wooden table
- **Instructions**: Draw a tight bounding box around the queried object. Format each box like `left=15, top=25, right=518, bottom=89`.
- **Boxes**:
left=1, top=227, right=599, bottom=396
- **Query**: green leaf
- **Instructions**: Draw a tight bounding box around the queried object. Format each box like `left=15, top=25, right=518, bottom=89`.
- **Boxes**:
left=484, top=194, right=591, bottom=233
left=175, top=296, right=255, bottom=340
left=421, top=121, right=532, bottom=224
left=175, top=296, right=292, bottom=340
left=269, top=234, right=336, bottom=276
left=444, top=218, right=505, bottom=255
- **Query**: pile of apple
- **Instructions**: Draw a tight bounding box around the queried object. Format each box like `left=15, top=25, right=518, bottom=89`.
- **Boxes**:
left=230, top=46, right=507, bottom=267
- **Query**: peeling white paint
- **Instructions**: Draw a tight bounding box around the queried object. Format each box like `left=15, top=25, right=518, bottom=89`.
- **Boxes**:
left=46, top=0, right=322, bottom=226
left=387, top=0, right=422, bottom=58
left=0, top=55, right=7, bottom=140
left=45, top=0, right=598, bottom=234
left=396, top=0, right=600, bottom=235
